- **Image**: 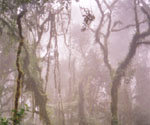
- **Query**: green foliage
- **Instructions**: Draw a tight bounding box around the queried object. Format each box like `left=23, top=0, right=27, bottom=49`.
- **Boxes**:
left=0, top=104, right=29, bottom=125
left=0, top=117, right=9, bottom=125
left=15, top=0, right=32, bottom=5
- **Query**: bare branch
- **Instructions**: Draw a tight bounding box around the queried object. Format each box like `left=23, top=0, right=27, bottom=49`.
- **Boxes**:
left=134, top=0, right=140, bottom=33
left=111, top=19, right=146, bottom=32
left=95, top=0, right=104, bottom=16
left=137, top=41, right=150, bottom=46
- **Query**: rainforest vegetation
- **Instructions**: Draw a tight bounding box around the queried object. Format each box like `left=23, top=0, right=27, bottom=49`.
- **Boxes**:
left=0, top=0, right=150, bottom=125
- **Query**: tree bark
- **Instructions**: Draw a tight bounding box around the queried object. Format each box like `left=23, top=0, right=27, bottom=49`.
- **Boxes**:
left=78, top=82, right=86, bottom=125
left=13, top=9, right=26, bottom=125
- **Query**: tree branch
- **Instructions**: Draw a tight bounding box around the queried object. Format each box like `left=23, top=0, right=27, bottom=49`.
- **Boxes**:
left=137, top=41, right=150, bottom=46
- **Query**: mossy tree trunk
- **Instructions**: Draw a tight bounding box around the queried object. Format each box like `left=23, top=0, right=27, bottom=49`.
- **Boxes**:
left=94, top=0, right=150, bottom=125
left=13, top=9, right=27, bottom=125
left=111, top=1, right=150, bottom=124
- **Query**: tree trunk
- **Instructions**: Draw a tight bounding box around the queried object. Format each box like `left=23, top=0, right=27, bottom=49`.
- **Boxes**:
left=78, top=82, right=86, bottom=125
left=111, top=83, right=119, bottom=125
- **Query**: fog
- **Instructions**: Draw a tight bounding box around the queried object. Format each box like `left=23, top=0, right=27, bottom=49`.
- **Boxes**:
left=0, top=0, right=150, bottom=125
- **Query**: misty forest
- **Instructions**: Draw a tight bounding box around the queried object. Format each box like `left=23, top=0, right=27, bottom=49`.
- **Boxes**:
left=1, top=0, right=150, bottom=125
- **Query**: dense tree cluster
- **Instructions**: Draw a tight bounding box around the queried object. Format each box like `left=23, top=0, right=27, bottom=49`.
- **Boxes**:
left=0, top=0, right=150, bottom=125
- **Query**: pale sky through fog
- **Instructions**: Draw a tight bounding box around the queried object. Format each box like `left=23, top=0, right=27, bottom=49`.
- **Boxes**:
left=73, top=0, right=97, bottom=10
left=77, top=0, right=94, bottom=7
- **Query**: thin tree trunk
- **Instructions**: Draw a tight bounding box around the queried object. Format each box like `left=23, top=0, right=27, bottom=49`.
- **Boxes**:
left=78, top=81, right=86, bottom=125
left=13, top=9, right=26, bottom=125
